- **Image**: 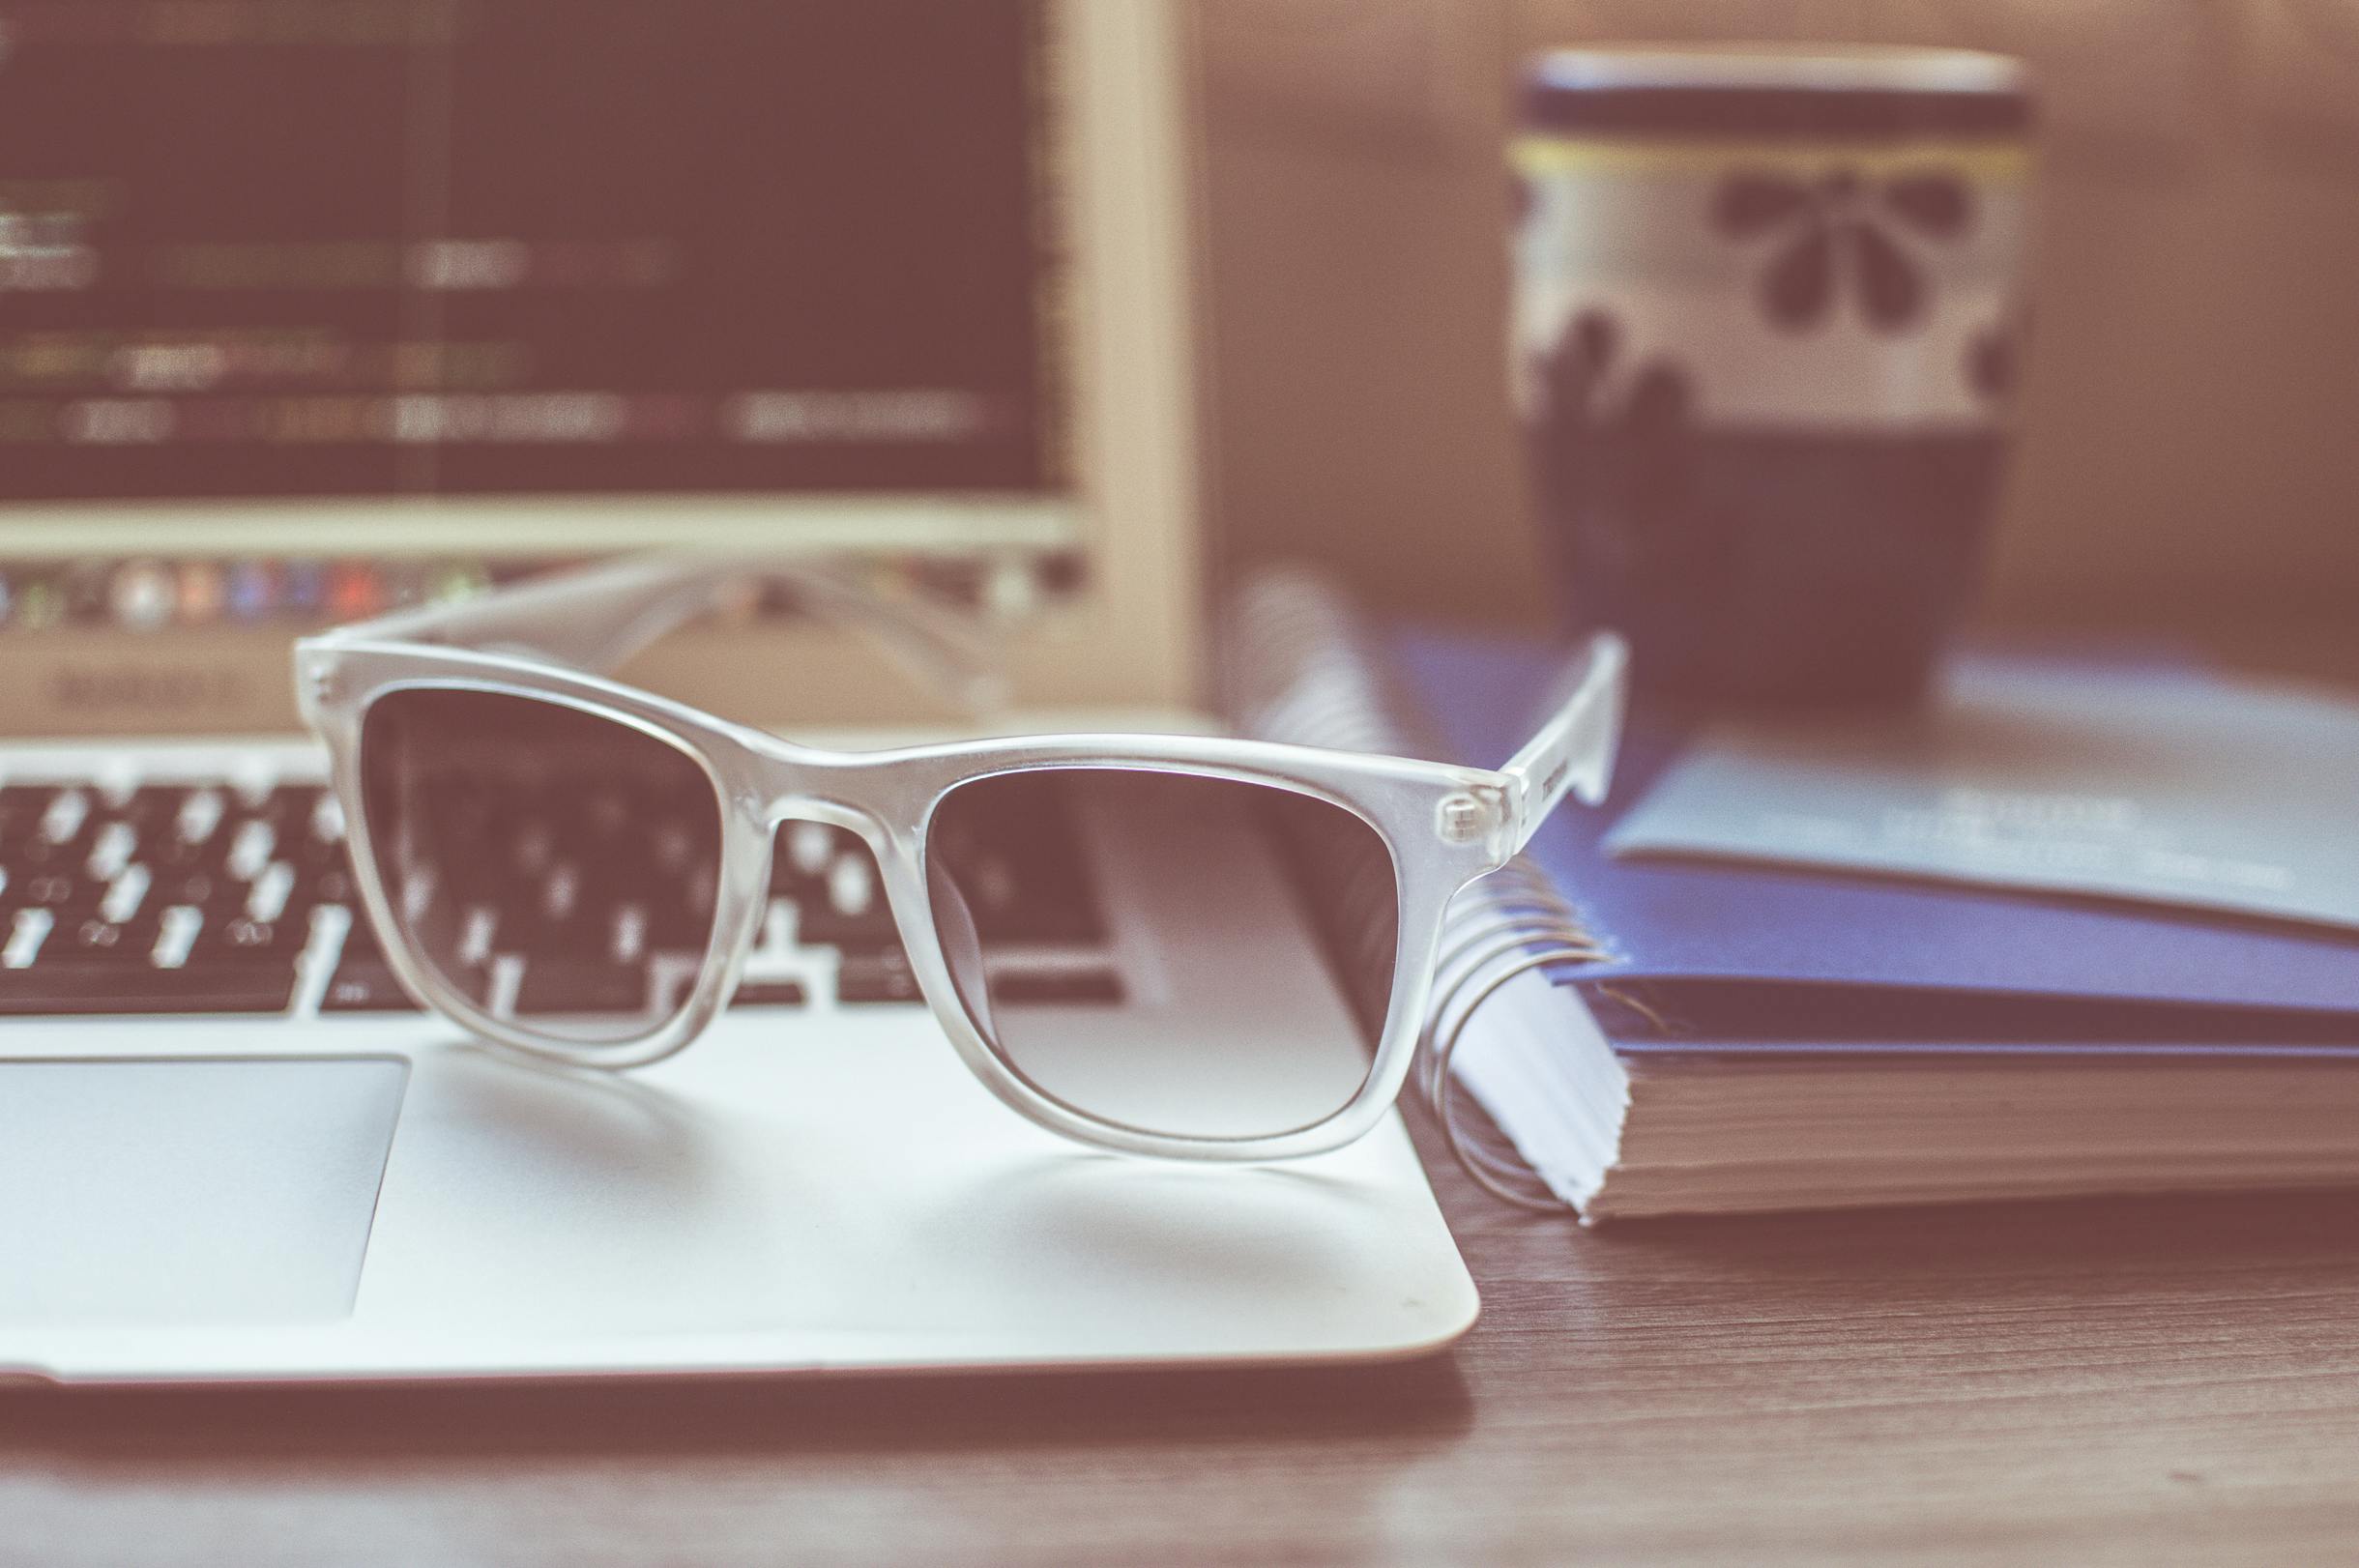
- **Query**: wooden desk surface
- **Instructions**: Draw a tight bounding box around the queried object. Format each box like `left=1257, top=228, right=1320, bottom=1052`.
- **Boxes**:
left=11, top=633, right=2356, bottom=1564
left=8, top=1096, right=2358, bottom=1567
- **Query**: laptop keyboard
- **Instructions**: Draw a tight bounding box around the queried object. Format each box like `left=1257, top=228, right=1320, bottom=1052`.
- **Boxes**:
left=0, top=767, right=1119, bottom=1020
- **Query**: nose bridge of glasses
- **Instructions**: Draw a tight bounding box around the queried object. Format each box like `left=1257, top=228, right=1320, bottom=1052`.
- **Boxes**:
left=743, top=769, right=996, bottom=1035
left=759, top=791, right=890, bottom=849
left=725, top=739, right=893, bottom=838
left=747, top=753, right=939, bottom=870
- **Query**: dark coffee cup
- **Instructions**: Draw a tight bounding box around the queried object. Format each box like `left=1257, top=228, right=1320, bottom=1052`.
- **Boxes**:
left=1510, top=45, right=2033, bottom=704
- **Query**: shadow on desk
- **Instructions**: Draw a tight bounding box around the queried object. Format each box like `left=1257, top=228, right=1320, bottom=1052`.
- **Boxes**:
left=21, top=1183, right=2353, bottom=1468
left=11, top=1151, right=2359, bottom=1565
left=0, top=1354, right=1475, bottom=1468
left=1479, top=1181, right=2359, bottom=1292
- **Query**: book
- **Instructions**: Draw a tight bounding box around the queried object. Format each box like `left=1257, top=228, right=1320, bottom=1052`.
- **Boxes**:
left=1607, top=652, right=2359, bottom=935
left=1410, top=632, right=2359, bottom=1017
left=1227, top=571, right=2359, bottom=1221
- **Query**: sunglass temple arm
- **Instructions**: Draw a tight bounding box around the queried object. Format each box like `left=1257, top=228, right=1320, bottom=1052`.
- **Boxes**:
left=315, top=555, right=1009, bottom=715
left=1498, top=631, right=1629, bottom=853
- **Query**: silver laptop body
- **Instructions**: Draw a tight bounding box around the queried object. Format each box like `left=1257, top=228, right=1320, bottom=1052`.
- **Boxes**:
left=0, top=0, right=1474, bottom=1384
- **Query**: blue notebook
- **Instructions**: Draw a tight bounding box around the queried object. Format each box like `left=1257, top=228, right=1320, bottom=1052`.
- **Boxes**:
left=1398, top=630, right=2359, bottom=1039
left=1229, top=577, right=2359, bottom=1217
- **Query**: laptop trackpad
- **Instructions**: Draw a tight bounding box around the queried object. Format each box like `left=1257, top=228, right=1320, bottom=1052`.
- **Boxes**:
left=0, top=1058, right=407, bottom=1326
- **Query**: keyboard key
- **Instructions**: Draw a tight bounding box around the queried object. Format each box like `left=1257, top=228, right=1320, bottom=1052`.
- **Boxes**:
left=100, top=863, right=153, bottom=925
left=827, top=854, right=877, bottom=919
left=319, top=958, right=419, bottom=1013
left=224, top=819, right=276, bottom=881
left=0, top=962, right=295, bottom=1015
left=40, top=789, right=91, bottom=846
left=192, top=915, right=302, bottom=960
left=838, top=953, right=922, bottom=1004
left=151, top=904, right=204, bottom=969
left=993, top=968, right=1124, bottom=1005
left=796, top=845, right=899, bottom=949
left=511, top=959, right=660, bottom=1017
left=246, top=860, right=297, bottom=923
left=175, top=787, right=226, bottom=846
left=84, top=821, right=137, bottom=881
left=4, top=907, right=55, bottom=968
left=783, top=822, right=836, bottom=880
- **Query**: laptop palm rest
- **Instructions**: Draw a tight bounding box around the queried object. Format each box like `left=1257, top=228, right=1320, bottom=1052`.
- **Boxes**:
left=0, top=1058, right=406, bottom=1327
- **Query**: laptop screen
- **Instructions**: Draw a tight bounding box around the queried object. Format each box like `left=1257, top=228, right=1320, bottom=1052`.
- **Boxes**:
left=0, top=0, right=1068, bottom=619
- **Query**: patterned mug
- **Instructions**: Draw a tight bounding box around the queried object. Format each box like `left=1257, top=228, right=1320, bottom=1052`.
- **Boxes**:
left=1511, top=45, right=2033, bottom=704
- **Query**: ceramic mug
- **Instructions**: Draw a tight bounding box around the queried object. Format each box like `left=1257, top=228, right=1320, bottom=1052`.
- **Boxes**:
left=1510, top=45, right=2033, bottom=704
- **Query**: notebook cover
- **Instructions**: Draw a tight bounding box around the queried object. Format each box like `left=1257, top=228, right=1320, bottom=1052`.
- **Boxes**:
left=1607, top=653, right=2359, bottom=934
left=1396, top=629, right=2359, bottom=1024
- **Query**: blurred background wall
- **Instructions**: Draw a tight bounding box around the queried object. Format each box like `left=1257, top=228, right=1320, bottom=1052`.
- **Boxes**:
left=1189, top=0, right=2359, bottom=635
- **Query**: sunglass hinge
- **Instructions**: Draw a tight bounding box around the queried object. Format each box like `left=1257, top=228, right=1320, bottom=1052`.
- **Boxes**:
left=1435, top=790, right=1500, bottom=849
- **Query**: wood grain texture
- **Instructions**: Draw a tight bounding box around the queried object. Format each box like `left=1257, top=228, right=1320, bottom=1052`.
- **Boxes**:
left=7, top=1094, right=2359, bottom=1568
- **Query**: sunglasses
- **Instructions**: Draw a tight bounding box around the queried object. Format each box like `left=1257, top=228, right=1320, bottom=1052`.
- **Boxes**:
left=295, top=558, right=1625, bottom=1162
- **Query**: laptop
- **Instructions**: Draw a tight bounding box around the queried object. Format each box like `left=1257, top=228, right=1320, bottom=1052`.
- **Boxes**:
left=0, top=0, right=1476, bottom=1384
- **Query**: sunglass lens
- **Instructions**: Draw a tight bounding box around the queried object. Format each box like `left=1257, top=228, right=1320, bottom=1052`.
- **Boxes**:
left=924, top=769, right=1399, bottom=1140
left=358, top=689, right=723, bottom=1045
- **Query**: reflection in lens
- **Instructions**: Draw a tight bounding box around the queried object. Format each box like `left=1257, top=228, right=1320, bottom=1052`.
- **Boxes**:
left=359, top=688, right=723, bottom=1045
left=926, top=769, right=1399, bottom=1140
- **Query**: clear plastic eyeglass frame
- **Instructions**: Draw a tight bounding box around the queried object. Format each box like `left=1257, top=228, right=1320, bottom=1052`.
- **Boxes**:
left=294, top=556, right=1627, bottom=1164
